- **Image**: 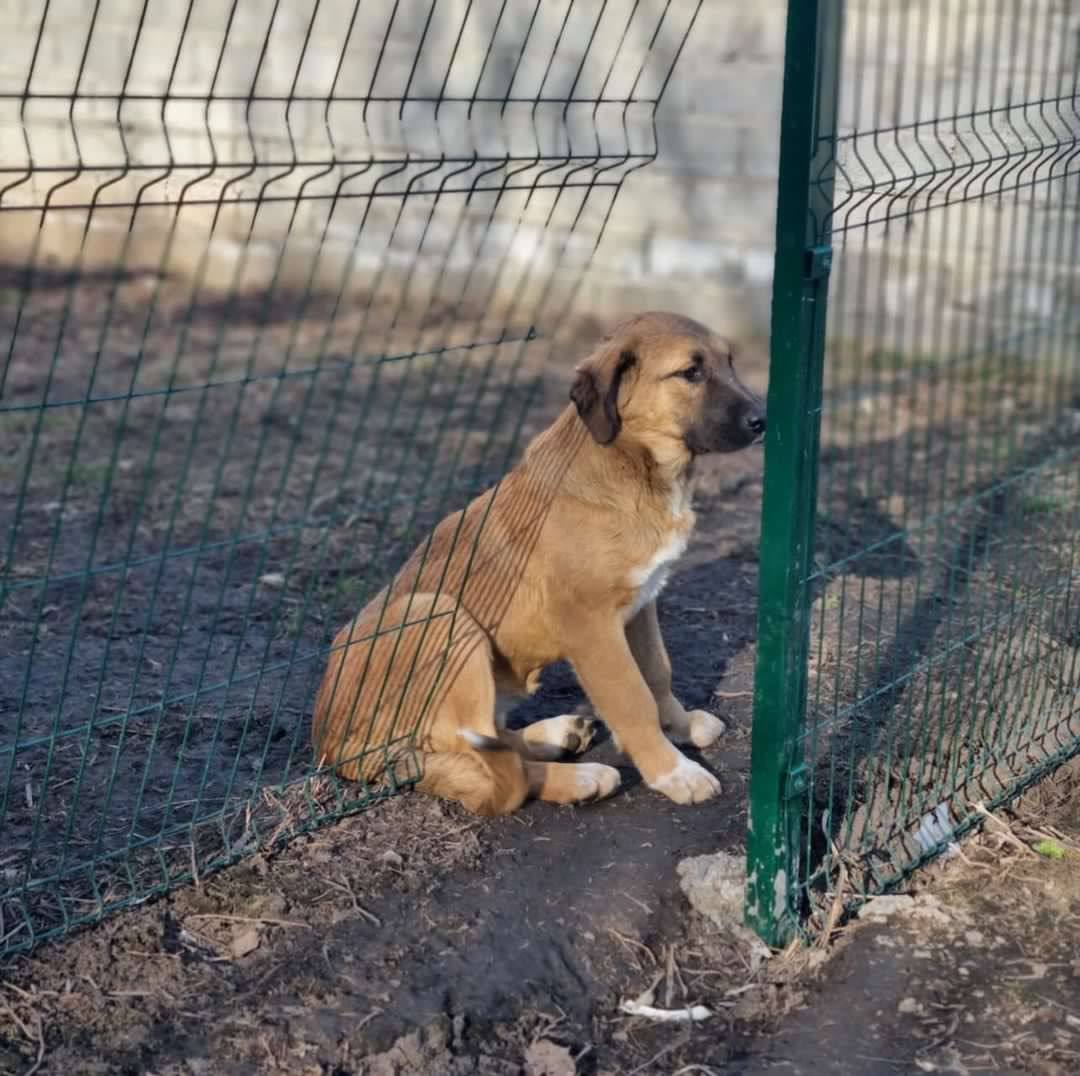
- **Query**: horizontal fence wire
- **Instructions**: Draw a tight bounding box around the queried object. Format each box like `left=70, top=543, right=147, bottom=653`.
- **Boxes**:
left=793, top=0, right=1080, bottom=933
left=0, top=0, right=703, bottom=957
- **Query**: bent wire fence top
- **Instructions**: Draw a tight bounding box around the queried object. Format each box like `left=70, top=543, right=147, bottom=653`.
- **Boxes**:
left=0, top=0, right=703, bottom=958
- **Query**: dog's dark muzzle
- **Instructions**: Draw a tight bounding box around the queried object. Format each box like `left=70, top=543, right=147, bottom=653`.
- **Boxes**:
left=686, top=400, right=766, bottom=455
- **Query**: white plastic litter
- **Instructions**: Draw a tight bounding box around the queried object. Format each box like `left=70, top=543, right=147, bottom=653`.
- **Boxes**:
left=914, top=800, right=960, bottom=858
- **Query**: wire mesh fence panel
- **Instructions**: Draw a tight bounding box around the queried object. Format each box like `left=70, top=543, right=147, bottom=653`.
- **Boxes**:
left=748, top=0, right=1080, bottom=944
left=0, top=0, right=703, bottom=957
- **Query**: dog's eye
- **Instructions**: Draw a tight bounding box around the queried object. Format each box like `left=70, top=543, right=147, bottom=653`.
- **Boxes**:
left=680, top=365, right=704, bottom=383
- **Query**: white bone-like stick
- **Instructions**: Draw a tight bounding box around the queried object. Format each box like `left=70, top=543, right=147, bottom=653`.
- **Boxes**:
left=619, top=999, right=712, bottom=1022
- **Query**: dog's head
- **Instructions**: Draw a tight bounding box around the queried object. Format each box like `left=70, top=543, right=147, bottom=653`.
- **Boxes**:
left=569, top=312, right=766, bottom=462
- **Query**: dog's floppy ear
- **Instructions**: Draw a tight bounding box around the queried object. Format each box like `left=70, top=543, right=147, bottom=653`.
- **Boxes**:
left=570, top=346, right=637, bottom=445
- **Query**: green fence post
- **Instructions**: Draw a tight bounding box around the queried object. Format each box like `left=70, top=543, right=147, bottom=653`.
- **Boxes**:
left=745, top=0, right=843, bottom=947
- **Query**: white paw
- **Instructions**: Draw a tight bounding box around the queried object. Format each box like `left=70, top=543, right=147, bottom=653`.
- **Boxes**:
left=649, top=752, right=721, bottom=804
left=687, top=710, right=726, bottom=748
left=574, top=762, right=622, bottom=802
left=524, top=713, right=599, bottom=755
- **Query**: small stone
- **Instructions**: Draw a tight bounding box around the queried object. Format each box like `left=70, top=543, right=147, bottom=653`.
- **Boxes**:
left=963, top=930, right=985, bottom=946
left=524, top=1039, right=576, bottom=1076
left=676, top=852, right=771, bottom=969
left=259, top=572, right=286, bottom=588
left=898, top=997, right=922, bottom=1015
left=230, top=925, right=261, bottom=959
left=245, top=891, right=287, bottom=919
left=858, top=894, right=915, bottom=920
left=381, top=849, right=404, bottom=868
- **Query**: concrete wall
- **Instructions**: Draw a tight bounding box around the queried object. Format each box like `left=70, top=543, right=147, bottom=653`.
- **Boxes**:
left=0, top=0, right=1076, bottom=349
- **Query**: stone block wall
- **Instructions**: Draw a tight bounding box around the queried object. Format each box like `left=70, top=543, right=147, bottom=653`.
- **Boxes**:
left=0, top=0, right=1076, bottom=349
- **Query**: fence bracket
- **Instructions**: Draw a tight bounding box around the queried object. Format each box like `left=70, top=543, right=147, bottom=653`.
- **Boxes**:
left=804, top=245, right=833, bottom=281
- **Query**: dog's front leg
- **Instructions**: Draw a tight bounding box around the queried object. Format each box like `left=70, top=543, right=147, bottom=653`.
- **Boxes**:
left=625, top=602, right=726, bottom=749
left=566, top=617, right=720, bottom=804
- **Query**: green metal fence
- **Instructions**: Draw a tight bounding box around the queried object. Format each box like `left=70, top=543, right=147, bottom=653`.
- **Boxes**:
left=748, top=0, right=1080, bottom=944
left=0, top=0, right=702, bottom=957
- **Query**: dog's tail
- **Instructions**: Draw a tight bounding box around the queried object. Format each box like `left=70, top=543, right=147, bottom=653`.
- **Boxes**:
left=416, top=730, right=529, bottom=816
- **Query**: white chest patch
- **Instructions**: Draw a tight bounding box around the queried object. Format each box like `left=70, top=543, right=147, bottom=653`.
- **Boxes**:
left=625, top=529, right=689, bottom=621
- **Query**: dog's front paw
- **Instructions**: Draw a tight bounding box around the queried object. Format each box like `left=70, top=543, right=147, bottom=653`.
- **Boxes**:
left=574, top=762, right=622, bottom=802
left=686, top=710, right=726, bottom=748
left=648, top=752, right=721, bottom=804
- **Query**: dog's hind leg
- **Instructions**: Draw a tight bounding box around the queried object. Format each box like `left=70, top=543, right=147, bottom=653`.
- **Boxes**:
left=416, top=735, right=530, bottom=816
left=315, top=592, right=532, bottom=814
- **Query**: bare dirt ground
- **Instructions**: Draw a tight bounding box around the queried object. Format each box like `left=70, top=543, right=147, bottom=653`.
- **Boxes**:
left=3, top=277, right=1080, bottom=1074
left=3, top=744, right=1080, bottom=1076
left=736, top=760, right=1080, bottom=1076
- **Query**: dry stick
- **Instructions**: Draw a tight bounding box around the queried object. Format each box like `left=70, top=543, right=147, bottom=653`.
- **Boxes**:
left=817, top=840, right=849, bottom=948
left=714, top=691, right=752, bottom=699
left=664, top=945, right=676, bottom=1007
left=629, top=1037, right=686, bottom=1075
left=0, top=998, right=47, bottom=1076
left=0, top=997, right=33, bottom=1041
left=25, top=1014, right=46, bottom=1076
left=673, top=951, right=689, bottom=1001
left=184, top=913, right=311, bottom=929
left=970, top=801, right=1036, bottom=857
left=607, top=928, right=657, bottom=966
left=1018, top=822, right=1080, bottom=852
left=189, top=840, right=201, bottom=891
left=324, top=873, right=383, bottom=926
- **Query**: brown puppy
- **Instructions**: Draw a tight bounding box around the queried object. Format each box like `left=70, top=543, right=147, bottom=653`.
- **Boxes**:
left=312, top=312, right=765, bottom=815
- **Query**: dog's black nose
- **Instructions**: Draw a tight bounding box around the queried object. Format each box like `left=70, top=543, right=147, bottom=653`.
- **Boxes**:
left=745, top=412, right=766, bottom=437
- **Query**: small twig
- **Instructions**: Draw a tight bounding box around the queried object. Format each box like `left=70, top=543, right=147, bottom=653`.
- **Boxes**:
left=190, top=841, right=201, bottom=891
left=817, top=840, right=849, bottom=948
left=1018, top=823, right=1080, bottom=852
left=672, top=951, right=689, bottom=1001
left=970, top=802, right=1036, bottom=857
left=629, top=1038, right=685, bottom=1075
left=323, top=874, right=382, bottom=926
left=714, top=691, right=752, bottom=699
left=0, top=998, right=47, bottom=1076
left=0, top=997, right=32, bottom=1040
left=607, top=928, right=657, bottom=966
left=352, top=1008, right=383, bottom=1036
left=184, top=913, right=311, bottom=929
left=25, top=1013, right=46, bottom=1076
